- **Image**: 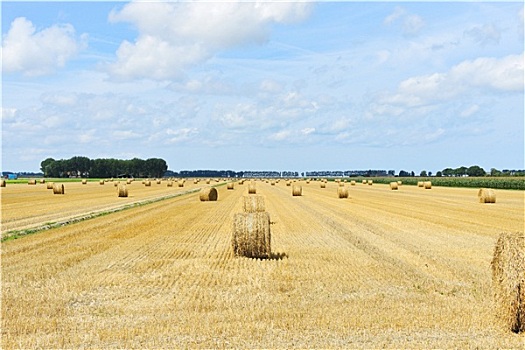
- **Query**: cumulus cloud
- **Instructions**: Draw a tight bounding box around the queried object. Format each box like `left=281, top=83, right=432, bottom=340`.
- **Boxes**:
left=107, top=1, right=312, bottom=80
left=2, top=17, right=86, bottom=76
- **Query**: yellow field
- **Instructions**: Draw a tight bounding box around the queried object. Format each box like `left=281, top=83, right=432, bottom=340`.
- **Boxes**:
left=1, top=180, right=524, bottom=348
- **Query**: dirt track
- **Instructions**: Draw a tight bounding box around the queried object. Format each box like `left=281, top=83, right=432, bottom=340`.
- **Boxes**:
left=2, top=180, right=524, bottom=348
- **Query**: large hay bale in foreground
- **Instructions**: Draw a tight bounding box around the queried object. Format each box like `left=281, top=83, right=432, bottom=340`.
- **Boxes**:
left=424, top=181, right=432, bottom=189
left=479, top=188, right=496, bottom=203
left=390, top=182, right=399, bottom=190
left=117, top=184, right=128, bottom=197
left=199, top=187, right=218, bottom=201
left=232, top=212, right=271, bottom=258
left=52, top=183, right=64, bottom=194
left=292, top=185, right=302, bottom=196
left=243, top=195, right=265, bottom=213
left=491, top=231, right=525, bottom=333
left=248, top=182, right=256, bottom=194
left=227, top=182, right=234, bottom=190
left=338, top=186, right=349, bottom=198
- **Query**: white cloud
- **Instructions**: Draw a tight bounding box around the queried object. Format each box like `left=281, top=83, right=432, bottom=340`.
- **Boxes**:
left=464, top=24, right=501, bottom=46
left=107, top=1, right=312, bottom=80
left=460, top=104, right=480, bottom=118
left=2, top=17, right=86, bottom=76
left=165, top=127, right=199, bottom=144
left=1, top=108, right=18, bottom=123
left=384, top=6, right=425, bottom=36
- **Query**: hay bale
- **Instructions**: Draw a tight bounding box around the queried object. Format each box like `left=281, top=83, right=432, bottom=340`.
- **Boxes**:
left=178, top=180, right=185, bottom=187
left=206, top=179, right=211, bottom=184
left=320, top=183, right=326, bottom=188
left=99, top=180, right=105, bottom=185
left=491, top=231, right=525, bottom=333
left=127, top=179, right=132, bottom=184
left=28, top=179, right=37, bottom=185
left=368, top=180, right=373, bottom=185
left=232, top=212, right=271, bottom=259
left=248, top=182, right=257, bottom=194
left=417, top=181, right=424, bottom=187
left=351, top=180, right=356, bottom=186
left=227, top=182, right=234, bottom=190
left=243, top=195, right=265, bottom=213
left=46, top=182, right=54, bottom=189
left=40, top=179, right=46, bottom=184
left=390, top=182, right=399, bottom=190
left=362, top=180, right=367, bottom=184
left=338, top=182, right=345, bottom=187
left=114, top=182, right=118, bottom=187
left=156, top=180, right=161, bottom=184
left=144, top=180, right=151, bottom=187
left=199, top=187, right=218, bottom=201
left=194, top=179, right=199, bottom=184
left=1, top=179, right=6, bottom=187
left=117, top=184, right=128, bottom=197
left=424, top=181, right=432, bottom=189
left=52, top=183, right=64, bottom=194
left=338, top=186, right=349, bottom=198
left=271, top=181, right=275, bottom=186
left=292, top=185, right=302, bottom=196
left=397, top=181, right=402, bottom=186
left=82, top=179, right=87, bottom=185
left=479, top=188, right=496, bottom=203
left=167, top=181, right=173, bottom=187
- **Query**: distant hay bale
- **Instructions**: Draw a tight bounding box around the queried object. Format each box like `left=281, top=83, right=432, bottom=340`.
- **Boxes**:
left=47, top=182, right=54, bottom=189
left=227, top=182, right=234, bottom=190
left=40, top=179, right=46, bottom=184
left=397, top=181, right=402, bottom=186
left=320, top=183, right=326, bottom=188
left=351, top=180, right=356, bottom=186
left=117, top=184, right=128, bottom=197
left=199, top=187, right=218, bottom=201
left=417, top=181, right=424, bottom=187
left=114, top=182, right=118, bottom=187
left=194, top=179, right=199, bottom=184
left=491, top=231, right=525, bottom=333
left=286, top=181, right=291, bottom=187
left=243, top=195, right=265, bottom=213
left=156, top=180, right=161, bottom=184
left=292, top=185, right=302, bottom=196
left=271, top=181, right=275, bottom=186
left=178, top=180, right=185, bottom=187
left=52, top=183, right=64, bottom=195
left=338, top=186, right=349, bottom=198
left=248, top=182, right=257, bottom=194
left=338, top=182, right=345, bottom=187
left=479, top=188, right=496, bottom=203
left=144, top=181, right=151, bottom=187
left=127, top=179, right=132, bottom=184
left=82, top=179, right=87, bottom=185
left=1, top=179, right=6, bottom=187
left=28, top=179, right=36, bottom=185
left=238, top=180, right=245, bottom=185
left=362, top=180, right=367, bottom=184
left=368, top=180, right=373, bottom=185
left=424, top=181, right=432, bottom=189
left=390, top=182, right=399, bottom=190
left=206, top=179, right=211, bottom=184
left=232, top=212, right=271, bottom=259
left=99, top=180, right=105, bottom=185
left=167, top=181, right=173, bottom=187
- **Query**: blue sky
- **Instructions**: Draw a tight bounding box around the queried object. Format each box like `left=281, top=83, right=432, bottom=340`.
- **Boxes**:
left=2, top=1, right=524, bottom=173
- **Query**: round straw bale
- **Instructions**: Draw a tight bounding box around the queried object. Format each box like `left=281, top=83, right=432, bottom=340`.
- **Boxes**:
left=338, top=182, right=345, bottom=187
left=243, top=195, right=265, bottom=213
left=227, top=182, right=234, bottom=190
left=167, top=181, right=173, bottom=187
left=397, top=181, right=402, bottom=185
left=144, top=180, right=151, bottom=187
left=47, top=182, right=54, bottom=189
left=117, top=184, right=128, bottom=197
left=99, top=180, right=105, bottom=185
left=40, top=179, right=46, bottom=184
left=424, top=181, right=432, bottom=189
left=28, top=179, right=36, bottom=185
left=82, top=179, right=87, bottom=185
left=232, top=212, right=271, bottom=259
left=491, top=231, right=525, bottom=333
left=206, top=179, right=211, bottom=184
left=362, top=180, right=367, bottom=184
left=368, top=180, right=373, bottom=185
left=390, top=182, right=399, bottom=190
left=178, top=180, right=185, bottom=187
left=114, top=182, right=118, bottom=187
left=52, top=183, right=64, bottom=194
left=338, top=186, right=349, bottom=198
left=156, top=180, right=161, bottom=184
left=417, top=181, right=424, bottom=187
left=248, top=182, right=256, bottom=194
left=199, top=187, right=218, bottom=201
left=320, top=183, right=326, bottom=188
left=479, top=188, right=496, bottom=203
left=194, top=179, right=199, bottom=184
left=1, top=179, right=6, bottom=187
left=127, top=179, right=132, bottom=184
left=351, top=180, right=356, bottom=186
left=292, top=185, right=302, bottom=196
left=271, top=181, right=275, bottom=186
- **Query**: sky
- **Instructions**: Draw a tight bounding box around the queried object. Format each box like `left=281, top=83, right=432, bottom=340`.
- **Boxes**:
left=1, top=1, right=524, bottom=174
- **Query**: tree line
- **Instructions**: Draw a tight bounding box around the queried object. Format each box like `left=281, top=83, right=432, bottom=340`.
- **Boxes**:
left=40, top=156, right=168, bottom=178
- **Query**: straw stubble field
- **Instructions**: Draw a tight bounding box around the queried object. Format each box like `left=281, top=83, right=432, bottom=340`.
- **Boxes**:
left=1, top=179, right=524, bottom=348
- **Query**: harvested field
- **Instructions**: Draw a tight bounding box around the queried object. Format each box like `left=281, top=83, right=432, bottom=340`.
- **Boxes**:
left=1, top=180, right=524, bottom=348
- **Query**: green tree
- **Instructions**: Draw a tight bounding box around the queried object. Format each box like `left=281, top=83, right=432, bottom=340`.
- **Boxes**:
left=467, top=165, right=486, bottom=177
left=420, top=170, right=427, bottom=177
